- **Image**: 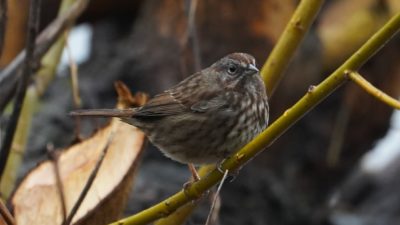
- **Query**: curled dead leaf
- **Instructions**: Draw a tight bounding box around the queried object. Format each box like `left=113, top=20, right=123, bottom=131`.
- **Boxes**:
left=11, top=82, right=146, bottom=225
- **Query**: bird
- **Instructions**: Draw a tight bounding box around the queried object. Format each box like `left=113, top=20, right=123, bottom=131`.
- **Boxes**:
left=70, top=53, right=269, bottom=177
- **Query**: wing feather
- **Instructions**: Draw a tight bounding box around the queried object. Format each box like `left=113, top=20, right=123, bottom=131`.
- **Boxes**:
left=133, top=73, right=228, bottom=118
left=133, top=92, right=186, bottom=117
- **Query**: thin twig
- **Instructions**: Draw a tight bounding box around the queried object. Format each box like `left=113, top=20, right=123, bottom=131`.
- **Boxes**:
left=0, top=0, right=7, bottom=58
left=0, top=0, right=41, bottom=181
left=205, top=170, right=228, bottom=225
left=0, top=198, right=14, bottom=225
left=47, top=144, right=67, bottom=223
left=347, top=70, right=400, bottom=109
left=179, top=0, right=201, bottom=77
left=326, top=102, right=350, bottom=167
left=65, top=37, right=81, bottom=108
left=0, top=0, right=90, bottom=113
left=187, top=0, right=201, bottom=71
left=65, top=36, right=82, bottom=141
left=63, top=131, right=114, bottom=225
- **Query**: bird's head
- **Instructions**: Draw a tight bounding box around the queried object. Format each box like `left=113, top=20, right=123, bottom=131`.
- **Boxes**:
left=210, top=53, right=264, bottom=94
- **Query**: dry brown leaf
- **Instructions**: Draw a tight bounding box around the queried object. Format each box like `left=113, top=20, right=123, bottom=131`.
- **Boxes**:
left=11, top=83, right=146, bottom=225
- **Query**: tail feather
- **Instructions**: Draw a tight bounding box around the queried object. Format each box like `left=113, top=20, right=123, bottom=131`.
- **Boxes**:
left=69, top=109, right=135, bottom=117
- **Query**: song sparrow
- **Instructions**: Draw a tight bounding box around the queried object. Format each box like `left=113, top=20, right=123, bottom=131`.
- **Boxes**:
left=71, top=53, right=269, bottom=165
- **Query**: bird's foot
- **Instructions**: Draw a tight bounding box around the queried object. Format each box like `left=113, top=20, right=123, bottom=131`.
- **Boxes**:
left=183, top=164, right=210, bottom=201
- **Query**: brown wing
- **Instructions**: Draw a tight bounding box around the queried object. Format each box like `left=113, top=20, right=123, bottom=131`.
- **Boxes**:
left=133, top=91, right=188, bottom=117
left=134, top=72, right=228, bottom=117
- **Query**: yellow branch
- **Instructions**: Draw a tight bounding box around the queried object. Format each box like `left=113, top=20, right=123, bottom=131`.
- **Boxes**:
left=347, top=70, right=400, bottom=110
left=109, top=12, right=400, bottom=225
left=153, top=165, right=215, bottom=225
left=261, top=0, right=324, bottom=96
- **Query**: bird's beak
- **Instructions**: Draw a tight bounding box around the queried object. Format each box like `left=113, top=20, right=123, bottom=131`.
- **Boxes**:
left=246, top=64, right=259, bottom=74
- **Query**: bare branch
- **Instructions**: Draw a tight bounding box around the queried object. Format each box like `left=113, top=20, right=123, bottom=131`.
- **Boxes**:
left=347, top=70, right=400, bottom=110
left=205, top=170, right=228, bottom=225
left=65, top=37, right=82, bottom=141
left=65, top=38, right=81, bottom=108
left=0, top=198, right=15, bottom=225
left=0, top=0, right=41, bottom=181
left=0, top=0, right=89, bottom=113
left=262, top=0, right=324, bottom=96
left=0, top=0, right=7, bottom=58
left=179, top=0, right=201, bottom=77
left=47, top=144, right=67, bottom=223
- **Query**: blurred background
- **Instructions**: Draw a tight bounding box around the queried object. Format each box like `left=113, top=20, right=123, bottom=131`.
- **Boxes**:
left=1, top=0, right=400, bottom=224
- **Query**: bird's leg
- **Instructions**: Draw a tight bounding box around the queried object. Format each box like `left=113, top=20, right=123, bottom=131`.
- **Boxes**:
left=183, top=163, right=200, bottom=191
left=183, top=163, right=200, bottom=192
left=183, top=164, right=205, bottom=200
left=188, top=163, right=200, bottom=181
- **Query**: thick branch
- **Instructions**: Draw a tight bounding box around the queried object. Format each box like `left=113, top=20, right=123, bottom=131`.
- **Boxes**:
left=153, top=166, right=215, bottom=225
left=261, top=0, right=324, bottom=96
left=48, top=147, right=67, bottom=222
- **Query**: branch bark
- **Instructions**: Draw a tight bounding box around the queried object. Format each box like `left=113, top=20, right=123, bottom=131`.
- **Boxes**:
left=261, top=0, right=324, bottom=96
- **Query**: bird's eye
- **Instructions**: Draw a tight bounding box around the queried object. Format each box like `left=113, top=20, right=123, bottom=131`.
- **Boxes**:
left=227, top=64, right=238, bottom=75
